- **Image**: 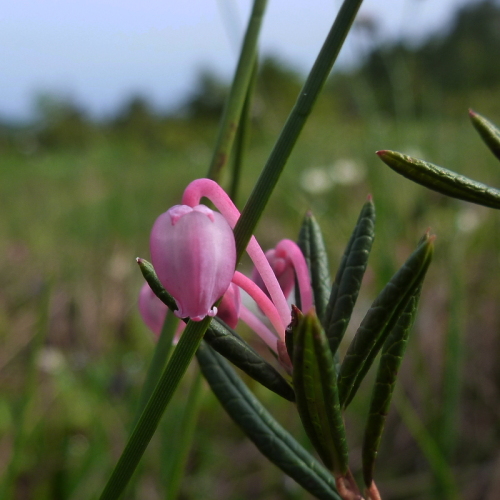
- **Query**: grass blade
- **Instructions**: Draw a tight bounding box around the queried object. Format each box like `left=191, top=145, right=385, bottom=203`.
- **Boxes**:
left=377, top=150, right=500, bottom=209
left=162, top=370, right=204, bottom=499
left=297, top=211, right=331, bottom=323
left=233, top=0, right=364, bottom=261
left=325, top=197, right=375, bottom=358
left=469, top=109, right=500, bottom=161
left=228, top=59, right=258, bottom=203
left=208, top=0, right=267, bottom=181
left=98, top=317, right=211, bottom=500
left=338, top=234, right=434, bottom=409
left=196, top=341, right=342, bottom=500
left=132, top=312, right=178, bottom=427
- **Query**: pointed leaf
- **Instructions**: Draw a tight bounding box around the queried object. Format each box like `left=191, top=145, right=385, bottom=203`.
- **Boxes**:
left=469, top=109, right=500, bottom=162
left=377, top=150, right=500, bottom=209
left=338, top=234, right=434, bottom=409
left=298, top=211, right=331, bottom=323
left=325, top=198, right=375, bottom=357
left=137, top=258, right=178, bottom=311
left=206, top=318, right=295, bottom=402
left=196, top=342, right=342, bottom=500
left=362, top=285, right=422, bottom=487
left=293, top=310, right=348, bottom=476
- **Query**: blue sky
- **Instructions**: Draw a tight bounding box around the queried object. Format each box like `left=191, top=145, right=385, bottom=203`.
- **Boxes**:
left=1, top=0, right=478, bottom=121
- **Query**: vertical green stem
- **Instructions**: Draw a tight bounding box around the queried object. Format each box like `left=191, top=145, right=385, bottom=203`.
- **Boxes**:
left=208, top=0, right=267, bottom=181
left=233, top=0, right=364, bottom=260
left=132, top=312, right=179, bottom=427
left=162, top=369, right=204, bottom=499
left=229, top=58, right=258, bottom=203
left=98, top=317, right=211, bottom=500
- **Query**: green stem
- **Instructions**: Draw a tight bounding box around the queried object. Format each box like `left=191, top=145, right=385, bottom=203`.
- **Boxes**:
left=233, top=0, right=364, bottom=261
left=229, top=58, right=258, bottom=203
left=163, top=369, right=204, bottom=499
left=132, top=312, right=178, bottom=428
left=98, top=317, right=211, bottom=500
left=208, top=0, right=267, bottom=181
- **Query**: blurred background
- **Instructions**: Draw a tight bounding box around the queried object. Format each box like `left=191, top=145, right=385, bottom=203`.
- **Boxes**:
left=2, top=0, right=500, bottom=499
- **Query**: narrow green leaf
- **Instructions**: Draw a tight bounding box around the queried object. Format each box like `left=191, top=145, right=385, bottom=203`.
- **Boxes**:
left=205, top=318, right=295, bottom=402
left=293, top=310, right=348, bottom=476
left=136, top=258, right=178, bottom=312
left=338, top=234, right=434, bottom=409
left=362, top=285, right=422, bottom=487
left=208, top=0, right=267, bottom=181
left=469, top=109, right=500, bottom=161
left=298, top=211, right=331, bottom=323
left=196, top=342, right=342, bottom=500
left=233, top=0, right=364, bottom=262
left=325, top=198, right=375, bottom=358
left=137, top=259, right=295, bottom=401
left=377, top=150, right=500, bottom=209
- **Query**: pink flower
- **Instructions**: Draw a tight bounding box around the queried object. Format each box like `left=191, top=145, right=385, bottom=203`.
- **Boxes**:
left=138, top=282, right=167, bottom=336
left=216, top=283, right=241, bottom=329
left=251, top=239, right=313, bottom=309
left=150, top=204, right=236, bottom=321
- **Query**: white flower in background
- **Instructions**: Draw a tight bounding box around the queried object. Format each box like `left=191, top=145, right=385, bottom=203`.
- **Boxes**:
left=300, top=167, right=334, bottom=194
left=455, top=206, right=483, bottom=233
left=329, top=158, right=366, bottom=186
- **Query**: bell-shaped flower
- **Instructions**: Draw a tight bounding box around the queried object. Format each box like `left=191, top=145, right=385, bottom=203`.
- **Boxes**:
left=150, top=204, right=236, bottom=321
left=138, top=282, right=167, bottom=336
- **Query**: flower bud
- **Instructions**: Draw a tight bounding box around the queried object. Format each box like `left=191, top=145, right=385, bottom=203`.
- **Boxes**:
left=150, top=204, right=236, bottom=321
left=251, top=247, right=295, bottom=299
left=138, top=282, right=167, bottom=336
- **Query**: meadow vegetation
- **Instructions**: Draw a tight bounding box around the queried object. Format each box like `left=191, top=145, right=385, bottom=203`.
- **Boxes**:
left=2, top=1, right=500, bottom=498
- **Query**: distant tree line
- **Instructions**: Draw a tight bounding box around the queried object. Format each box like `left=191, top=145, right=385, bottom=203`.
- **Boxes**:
left=1, top=0, right=499, bottom=153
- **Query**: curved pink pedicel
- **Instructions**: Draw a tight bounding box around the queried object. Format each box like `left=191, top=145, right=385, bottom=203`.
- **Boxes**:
left=182, top=179, right=291, bottom=329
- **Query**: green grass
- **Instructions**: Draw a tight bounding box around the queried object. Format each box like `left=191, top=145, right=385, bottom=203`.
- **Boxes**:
left=2, top=110, right=500, bottom=499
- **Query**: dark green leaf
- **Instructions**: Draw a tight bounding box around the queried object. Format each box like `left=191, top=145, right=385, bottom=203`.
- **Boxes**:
left=362, top=285, right=422, bottom=487
left=136, top=258, right=178, bottom=311
left=469, top=109, right=500, bottom=162
left=292, top=310, right=348, bottom=476
left=196, top=342, right=342, bottom=500
left=377, top=150, right=500, bottom=209
left=338, top=234, right=434, bottom=409
left=325, top=198, right=375, bottom=358
left=205, top=318, right=295, bottom=402
left=298, top=211, right=331, bottom=323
